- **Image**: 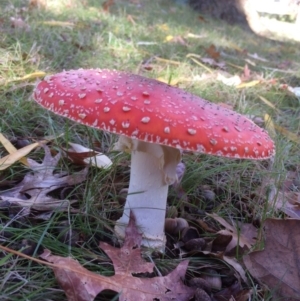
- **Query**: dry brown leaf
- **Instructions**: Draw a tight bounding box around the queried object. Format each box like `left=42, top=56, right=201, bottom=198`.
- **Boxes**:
left=29, top=0, right=47, bottom=9
left=205, top=44, right=220, bottom=61
left=281, top=192, right=300, bottom=218
left=222, top=256, right=248, bottom=284
left=244, top=219, right=300, bottom=300
left=102, top=0, right=114, bottom=12
left=197, top=15, right=207, bottom=22
left=0, top=145, right=87, bottom=214
left=41, top=213, right=195, bottom=301
left=257, top=177, right=300, bottom=219
left=208, top=213, right=257, bottom=253
left=271, top=183, right=300, bottom=219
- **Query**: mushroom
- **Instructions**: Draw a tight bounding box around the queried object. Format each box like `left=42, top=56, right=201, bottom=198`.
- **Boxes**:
left=33, top=69, right=275, bottom=251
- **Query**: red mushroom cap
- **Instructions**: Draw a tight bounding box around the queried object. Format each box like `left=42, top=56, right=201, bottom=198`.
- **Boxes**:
left=33, top=69, right=275, bottom=159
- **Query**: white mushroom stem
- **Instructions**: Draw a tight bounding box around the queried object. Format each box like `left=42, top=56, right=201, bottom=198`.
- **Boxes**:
left=114, top=136, right=181, bottom=251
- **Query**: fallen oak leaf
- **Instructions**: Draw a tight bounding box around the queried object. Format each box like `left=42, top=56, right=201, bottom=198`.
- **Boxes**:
left=101, top=211, right=154, bottom=275
left=256, top=176, right=300, bottom=219
left=0, top=144, right=87, bottom=213
left=243, top=219, right=300, bottom=300
left=265, top=178, right=300, bottom=219
left=41, top=251, right=193, bottom=301
left=41, top=212, right=195, bottom=301
left=0, top=196, right=77, bottom=211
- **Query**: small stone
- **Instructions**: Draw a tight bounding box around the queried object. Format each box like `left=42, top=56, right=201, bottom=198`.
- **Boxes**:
left=201, top=269, right=222, bottom=290
left=197, top=185, right=216, bottom=203
left=188, top=278, right=211, bottom=294
left=194, top=288, right=212, bottom=301
left=165, top=217, right=188, bottom=235
left=184, top=238, right=206, bottom=251
left=181, top=226, right=200, bottom=243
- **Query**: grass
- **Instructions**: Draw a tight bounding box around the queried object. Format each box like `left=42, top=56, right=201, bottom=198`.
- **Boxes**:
left=0, top=0, right=300, bottom=300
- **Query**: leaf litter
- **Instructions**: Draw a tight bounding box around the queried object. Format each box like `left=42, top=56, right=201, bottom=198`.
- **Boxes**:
left=244, top=219, right=300, bottom=300
left=208, top=213, right=258, bottom=254
left=0, top=144, right=87, bottom=215
left=40, top=212, right=196, bottom=301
